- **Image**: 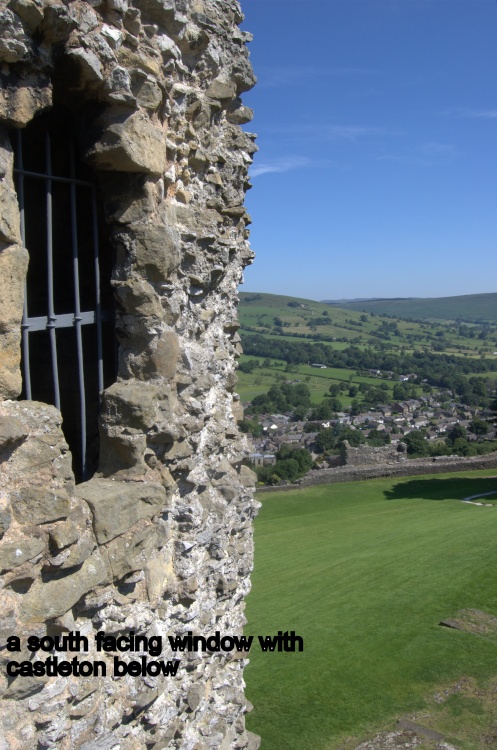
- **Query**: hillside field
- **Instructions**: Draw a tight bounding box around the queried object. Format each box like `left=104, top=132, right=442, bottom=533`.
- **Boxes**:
left=324, top=293, right=497, bottom=324
left=244, top=469, right=497, bottom=750
left=239, top=292, right=497, bottom=356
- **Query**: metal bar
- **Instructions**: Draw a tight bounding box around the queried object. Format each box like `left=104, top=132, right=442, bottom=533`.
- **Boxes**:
left=13, top=167, right=93, bottom=188
left=70, top=141, right=87, bottom=481
left=92, top=187, right=104, bottom=393
left=45, top=132, right=61, bottom=411
left=23, top=311, right=101, bottom=331
left=16, top=131, right=32, bottom=400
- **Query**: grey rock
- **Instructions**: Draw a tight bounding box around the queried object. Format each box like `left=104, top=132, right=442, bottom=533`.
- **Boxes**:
left=66, top=48, right=104, bottom=83
left=84, top=111, right=167, bottom=174
left=11, top=486, right=71, bottom=525
left=75, top=478, right=168, bottom=543
left=8, top=0, right=43, bottom=34
left=19, top=551, right=111, bottom=621
left=0, top=415, right=28, bottom=450
left=105, top=521, right=159, bottom=579
left=0, top=10, right=32, bottom=63
left=0, top=537, right=45, bottom=572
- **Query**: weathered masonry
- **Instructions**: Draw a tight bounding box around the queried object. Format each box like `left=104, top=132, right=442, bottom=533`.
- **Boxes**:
left=0, top=1, right=260, bottom=748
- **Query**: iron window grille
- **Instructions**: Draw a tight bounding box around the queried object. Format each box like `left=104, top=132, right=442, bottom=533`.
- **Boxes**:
left=12, top=115, right=115, bottom=481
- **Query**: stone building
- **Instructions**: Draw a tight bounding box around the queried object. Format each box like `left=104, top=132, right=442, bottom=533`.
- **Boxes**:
left=0, top=0, right=260, bottom=747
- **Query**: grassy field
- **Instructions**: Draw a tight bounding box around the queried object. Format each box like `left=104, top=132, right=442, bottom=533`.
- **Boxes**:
left=235, top=354, right=419, bottom=404
left=244, top=469, right=497, bottom=750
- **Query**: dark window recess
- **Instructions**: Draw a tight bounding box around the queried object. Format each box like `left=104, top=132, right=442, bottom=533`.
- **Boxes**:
left=12, top=111, right=116, bottom=482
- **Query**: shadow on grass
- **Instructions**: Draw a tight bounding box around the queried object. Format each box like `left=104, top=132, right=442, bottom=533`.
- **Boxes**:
left=384, top=476, right=497, bottom=502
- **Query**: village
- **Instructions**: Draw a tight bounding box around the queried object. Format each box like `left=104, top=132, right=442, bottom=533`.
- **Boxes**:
left=246, top=383, right=497, bottom=471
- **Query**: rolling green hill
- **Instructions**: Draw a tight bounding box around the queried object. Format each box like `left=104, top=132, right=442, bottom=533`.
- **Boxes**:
left=323, top=292, right=497, bottom=323
left=238, top=291, right=497, bottom=356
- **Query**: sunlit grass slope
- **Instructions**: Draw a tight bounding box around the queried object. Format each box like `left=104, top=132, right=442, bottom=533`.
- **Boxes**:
left=244, top=470, right=497, bottom=750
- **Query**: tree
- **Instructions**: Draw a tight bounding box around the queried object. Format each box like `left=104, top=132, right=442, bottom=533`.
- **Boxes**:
left=446, top=423, right=467, bottom=446
left=468, top=418, right=490, bottom=440
left=315, top=429, right=336, bottom=453
left=402, top=431, right=428, bottom=456
left=366, top=429, right=390, bottom=447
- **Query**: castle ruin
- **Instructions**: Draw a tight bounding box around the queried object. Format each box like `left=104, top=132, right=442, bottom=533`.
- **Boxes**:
left=0, top=0, right=260, bottom=747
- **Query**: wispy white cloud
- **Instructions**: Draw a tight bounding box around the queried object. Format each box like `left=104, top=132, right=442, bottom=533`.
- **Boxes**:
left=419, top=141, right=459, bottom=157
left=250, top=156, right=310, bottom=178
left=374, top=154, right=430, bottom=166
left=265, top=122, right=395, bottom=141
left=257, top=65, right=378, bottom=89
left=374, top=141, right=458, bottom=166
left=441, top=107, right=497, bottom=119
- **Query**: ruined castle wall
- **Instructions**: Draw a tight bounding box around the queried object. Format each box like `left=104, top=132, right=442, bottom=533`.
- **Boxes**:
left=339, top=440, right=406, bottom=467
left=0, top=1, right=260, bottom=748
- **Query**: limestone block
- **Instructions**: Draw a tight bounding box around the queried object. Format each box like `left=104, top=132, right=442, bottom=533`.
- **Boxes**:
left=101, top=381, right=159, bottom=429
left=57, top=533, right=95, bottom=569
left=75, top=478, right=168, bottom=543
left=238, top=465, right=256, bottom=488
left=226, top=99, right=254, bottom=125
left=19, top=551, right=111, bottom=621
left=0, top=182, right=21, bottom=244
left=145, top=553, right=174, bottom=601
left=148, top=330, right=180, bottom=379
left=38, top=4, right=78, bottom=44
left=0, top=244, right=28, bottom=331
left=118, top=222, right=181, bottom=282
left=49, top=519, right=80, bottom=551
left=65, top=47, right=104, bottom=84
left=113, top=277, right=163, bottom=317
left=84, top=110, right=167, bottom=174
left=11, top=486, right=71, bottom=525
left=8, top=0, right=44, bottom=34
left=156, top=33, right=181, bottom=59
left=0, top=10, right=32, bottom=63
left=100, top=171, right=156, bottom=225
left=105, top=520, right=159, bottom=580
left=206, top=78, right=236, bottom=101
left=102, top=66, right=136, bottom=104
left=0, top=414, right=28, bottom=450
left=117, top=47, right=162, bottom=77
left=231, top=57, right=257, bottom=94
left=0, top=74, right=52, bottom=127
left=98, top=430, right=147, bottom=474
left=0, top=536, right=45, bottom=572
left=117, top=329, right=180, bottom=380
left=0, top=495, right=11, bottom=537
left=130, top=71, right=163, bottom=109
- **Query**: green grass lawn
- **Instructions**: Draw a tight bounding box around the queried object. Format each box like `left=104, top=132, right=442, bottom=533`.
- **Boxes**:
left=244, top=469, right=497, bottom=750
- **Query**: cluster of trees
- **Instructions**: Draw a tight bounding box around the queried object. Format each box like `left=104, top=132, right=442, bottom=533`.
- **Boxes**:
left=255, top=445, right=313, bottom=485
left=237, top=359, right=261, bottom=374
left=248, top=383, right=312, bottom=417
left=402, top=420, right=496, bottom=458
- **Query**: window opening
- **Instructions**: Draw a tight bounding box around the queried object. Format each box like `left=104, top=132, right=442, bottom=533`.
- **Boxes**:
left=12, top=111, right=116, bottom=482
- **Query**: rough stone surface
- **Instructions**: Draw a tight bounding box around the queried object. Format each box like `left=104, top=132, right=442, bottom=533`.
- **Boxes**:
left=0, top=1, right=259, bottom=747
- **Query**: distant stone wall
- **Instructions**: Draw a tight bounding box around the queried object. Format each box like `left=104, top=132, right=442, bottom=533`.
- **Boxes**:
left=256, top=453, right=497, bottom=493
left=340, top=439, right=406, bottom=466
left=0, top=2, right=260, bottom=749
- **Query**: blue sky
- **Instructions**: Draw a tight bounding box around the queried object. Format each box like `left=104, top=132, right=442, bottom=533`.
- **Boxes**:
left=239, top=0, right=497, bottom=301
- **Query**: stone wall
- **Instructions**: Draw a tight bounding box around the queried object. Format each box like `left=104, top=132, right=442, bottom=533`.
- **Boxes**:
left=0, top=1, right=260, bottom=748
left=340, top=439, right=407, bottom=467
left=256, top=453, right=497, bottom=492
